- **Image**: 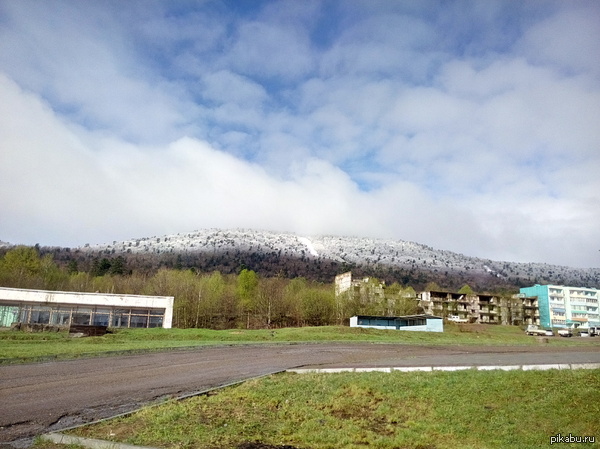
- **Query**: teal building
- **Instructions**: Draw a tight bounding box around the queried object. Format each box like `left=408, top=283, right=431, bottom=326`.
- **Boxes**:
left=520, top=285, right=600, bottom=329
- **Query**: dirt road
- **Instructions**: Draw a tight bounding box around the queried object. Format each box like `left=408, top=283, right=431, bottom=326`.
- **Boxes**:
left=1, top=342, right=599, bottom=446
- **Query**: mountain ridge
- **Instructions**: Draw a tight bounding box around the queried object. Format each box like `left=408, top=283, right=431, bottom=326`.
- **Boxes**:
left=67, top=228, right=599, bottom=290
left=3, top=228, right=598, bottom=290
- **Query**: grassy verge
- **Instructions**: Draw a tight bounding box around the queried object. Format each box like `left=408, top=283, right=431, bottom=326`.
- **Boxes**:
left=65, top=369, right=600, bottom=449
left=1, top=323, right=594, bottom=363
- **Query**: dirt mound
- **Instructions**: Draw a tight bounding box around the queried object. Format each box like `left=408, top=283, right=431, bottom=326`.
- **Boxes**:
left=237, top=443, right=300, bottom=449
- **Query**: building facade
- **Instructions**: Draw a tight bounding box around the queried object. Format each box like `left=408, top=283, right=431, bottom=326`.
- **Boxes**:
left=520, top=284, right=600, bottom=329
left=0, top=287, right=174, bottom=329
left=350, top=314, right=443, bottom=332
left=334, top=272, right=385, bottom=300
left=418, top=290, right=539, bottom=326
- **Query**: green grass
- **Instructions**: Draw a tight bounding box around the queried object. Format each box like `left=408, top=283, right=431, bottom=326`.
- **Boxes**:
left=66, top=369, right=600, bottom=449
left=0, top=323, right=592, bottom=363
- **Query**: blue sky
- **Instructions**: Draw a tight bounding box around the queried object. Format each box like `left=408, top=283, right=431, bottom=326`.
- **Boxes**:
left=0, top=0, right=599, bottom=268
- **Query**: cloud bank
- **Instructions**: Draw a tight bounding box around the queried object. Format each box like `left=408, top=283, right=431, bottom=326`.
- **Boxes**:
left=0, top=0, right=599, bottom=267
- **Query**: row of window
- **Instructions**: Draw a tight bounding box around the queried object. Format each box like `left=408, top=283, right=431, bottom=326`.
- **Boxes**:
left=572, top=306, right=599, bottom=312
left=550, top=290, right=598, bottom=298
left=0, top=302, right=165, bottom=328
left=550, top=299, right=598, bottom=307
left=569, top=290, right=597, bottom=297
left=551, top=311, right=599, bottom=319
left=357, top=318, right=427, bottom=327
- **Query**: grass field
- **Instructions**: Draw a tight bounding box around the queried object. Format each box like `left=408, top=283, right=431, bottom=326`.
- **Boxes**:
left=0, top=323, right=591, bottom=363
left=65, top=369, right=600, bottom=449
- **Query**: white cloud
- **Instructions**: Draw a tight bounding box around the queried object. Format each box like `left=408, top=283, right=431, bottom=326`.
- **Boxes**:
left=224, top=21, right=315, bottom=81
left=1, top=1, right=599, bottom=268
left=0, top=1, right=196, bottom=144
left=202, top=70, right=268, bottom=107
left=0, top=74, right=118, bottom=242
left=517, top=4, right=600, bottom=77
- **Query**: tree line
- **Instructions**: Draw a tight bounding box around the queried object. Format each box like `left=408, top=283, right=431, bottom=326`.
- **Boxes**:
left=0, top=246, right=420, bottom=329
left=40, top=242, right=520, bottom=291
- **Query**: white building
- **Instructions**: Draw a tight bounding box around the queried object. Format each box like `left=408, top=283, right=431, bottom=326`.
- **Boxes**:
left=0, top=287, right=174, bottom=329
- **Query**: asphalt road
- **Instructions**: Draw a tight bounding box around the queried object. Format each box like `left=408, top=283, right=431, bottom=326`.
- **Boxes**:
left=1, top=342, right=599, bottom=446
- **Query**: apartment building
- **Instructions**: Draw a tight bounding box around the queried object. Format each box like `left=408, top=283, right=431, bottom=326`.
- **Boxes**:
left=418, top=290, right=539, bottom=326
left=519, top=284, right=600, bottom=329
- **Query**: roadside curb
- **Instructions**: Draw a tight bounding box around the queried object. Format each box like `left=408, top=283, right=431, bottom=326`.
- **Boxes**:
left=41, top=433, right=158, bottom=449
left=287, top=362, right=600, bottom=374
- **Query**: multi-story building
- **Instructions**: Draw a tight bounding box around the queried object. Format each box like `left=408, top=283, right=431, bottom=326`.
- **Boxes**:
left=418, top=290, right=539, bottom=326
left=520, top=285, right=600, bottom=329
left=334, top=272, right=417, bottom=320
left=334, top=272, right=385, bottom=299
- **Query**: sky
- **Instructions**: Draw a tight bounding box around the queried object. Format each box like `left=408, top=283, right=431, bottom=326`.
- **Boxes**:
left=0, top=0, right=599, bottom=268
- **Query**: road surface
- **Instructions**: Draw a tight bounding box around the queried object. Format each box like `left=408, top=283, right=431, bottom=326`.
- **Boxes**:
left=1, top=342, right=599, bottom=446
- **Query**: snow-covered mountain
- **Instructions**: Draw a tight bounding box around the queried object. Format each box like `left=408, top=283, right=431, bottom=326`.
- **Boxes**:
left=78, top=228, right=600, bottom=289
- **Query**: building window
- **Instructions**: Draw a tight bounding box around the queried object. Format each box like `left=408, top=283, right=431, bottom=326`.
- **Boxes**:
left=112, top=310, right=130, bottom=327
left=0, top=304, right=21, bottom=327
left=27, top=306, right=52, bottom=324
left=129, top=315, right=149, bottom=328
left=72, top=308, right=92, bottom=325
left=92, top=308, right=111, bottom=326
left=149, top=316, right=164, bottom=328
left=51, top=307, right=71, bottom=326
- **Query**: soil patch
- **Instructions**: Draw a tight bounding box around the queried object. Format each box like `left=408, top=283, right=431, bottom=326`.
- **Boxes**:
left=238, top=444, right=300, bottom=449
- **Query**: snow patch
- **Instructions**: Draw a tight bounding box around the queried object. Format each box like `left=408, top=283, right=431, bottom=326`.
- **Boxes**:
left=298, top=237, right=319, bottom=257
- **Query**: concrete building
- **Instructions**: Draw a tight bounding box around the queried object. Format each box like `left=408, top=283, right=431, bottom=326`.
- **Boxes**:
left=350, top=314, right=443, bottom=332
left=512, top=294, right=540, bottom=326
left=418, top=290, right=539, bottom=326
left=0, top=287, right=174, bottom=329
left=520, top=284, right=600, bottom=329
left=335, top=271, right=385, bottom=301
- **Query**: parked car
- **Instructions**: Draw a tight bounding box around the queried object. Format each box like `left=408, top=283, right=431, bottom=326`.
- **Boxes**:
left=448, top=315, right=468, bottom=323
left=525, top=325, right=547, bottom=336
left=544, top=329, right=554, bottom=336
left=588, top=326, right=600, bottom=337
left=557, top=328, right=572, bottom=337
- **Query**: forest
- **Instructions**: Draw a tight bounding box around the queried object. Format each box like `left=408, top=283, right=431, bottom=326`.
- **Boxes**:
left=0, top=246, right=420, bottom=329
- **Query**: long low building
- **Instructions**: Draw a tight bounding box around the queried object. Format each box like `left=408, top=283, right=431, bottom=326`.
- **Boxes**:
left=0, top=287, right=174, bottom=329
left=350, top=314, right=443, bottom=332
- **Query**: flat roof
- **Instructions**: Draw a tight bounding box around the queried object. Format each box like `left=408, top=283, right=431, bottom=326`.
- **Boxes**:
left=0, top=287, right=173, bottom=310
left=0, top=286, right=172, bottom=300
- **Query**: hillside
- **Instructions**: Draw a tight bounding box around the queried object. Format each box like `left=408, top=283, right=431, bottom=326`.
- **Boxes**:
left=38, top=229, right=600, bottom=291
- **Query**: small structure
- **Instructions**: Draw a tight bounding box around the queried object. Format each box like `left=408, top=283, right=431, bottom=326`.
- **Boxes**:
left=350, top=314, right=443, bottom=332
left=0, top=287, right=174, bottom=329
